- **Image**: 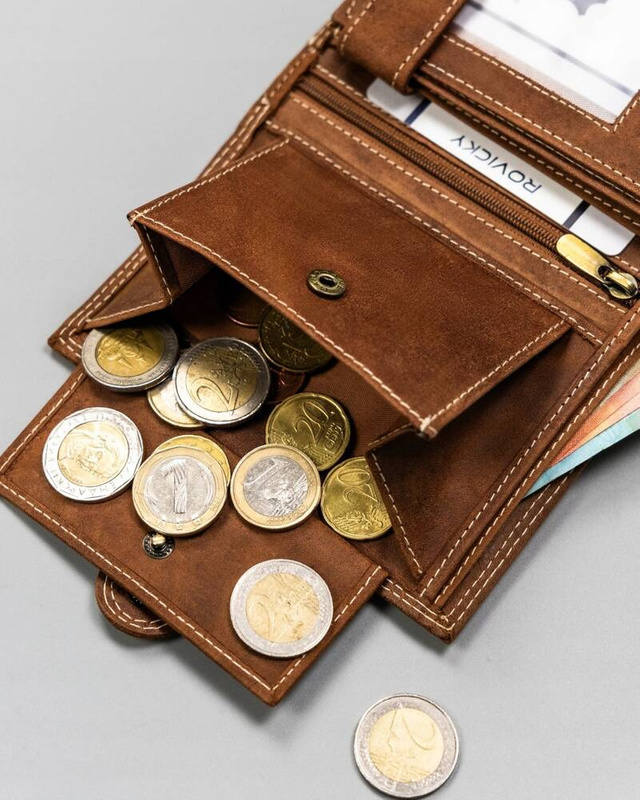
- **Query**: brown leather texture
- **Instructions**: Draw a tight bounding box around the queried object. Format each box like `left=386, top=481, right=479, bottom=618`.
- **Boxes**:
left=4, top=3, right=640, bottom=701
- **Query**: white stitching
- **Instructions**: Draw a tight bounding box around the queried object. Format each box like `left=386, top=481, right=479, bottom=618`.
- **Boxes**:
left=392, top=0, right=458, bottom=88
left=421, top=308, right=640, bottom=592
left=267, top=121, right=605, bottom=344
left=423, top=62, right=640, bottom=190
left=422, top=323, right=564, bottom=429
left=88, top=299, right=167, bottom=326
left=381, top=580, right=453, bottom=631
left=340, top=0, right=375, bottom=53
left=344, top=0, right=358, bottom=18
left=102, top=576, right=167, bottom=632
left=370, top=452, right=423, bottom=574
left=289, top=94, right=624, bottom=315
left=315, top=64, right=640, bottom=231
left=141, top=229, right=173, bottom=302
left=0, top=372, right=85, bottom=473
left=449, top=479, right=567, bottom=625
left=135, top=211, right=426, bottom=426
left=130, top=140, right=288, bottom=223
left=441, top=35, right=639, bottom=133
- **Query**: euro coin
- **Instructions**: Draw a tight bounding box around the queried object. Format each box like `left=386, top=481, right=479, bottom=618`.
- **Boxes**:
left=230, top=444, right=321, bottom=530
left=222, top=279, right=268, bottom=327
left=265, top=369, right=305, bottom=406
left=353, top=694, right=459, bottom=797
left=266, top=393, right=350, bottom=470
left=42, top=407, right=143, bottom=502
left=82, top=323, right=179, bottom=392
left=155, top=435, right=231, bottom=484
left=173, top=337, right=270, bottom=427
left=132, top=445, right=227, bottom=536
left=147, top=375, right=203, bottom=429
left=258, top=307, right=332, bottom=373
left=230, top=559, right=333, bottom=657
left=321, top=457, right=392, bottom=540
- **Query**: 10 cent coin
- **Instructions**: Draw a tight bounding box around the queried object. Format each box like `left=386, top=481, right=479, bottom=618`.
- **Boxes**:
left=173, top=337, right=271, bottom=427
left=42, top=407, right=143, bottom=501
left=132, top=445, right=227, bottom=536
left=354, top=694, right=459, bottom=797
left=321, top=457, right=392, bottom=540
left=230, top=559, right=333, bottom=657
left=266, top=393, right=350, bottom=470
left=82, top=324, right=179, bottom=392
left=230, top=444, right=321, bottom=530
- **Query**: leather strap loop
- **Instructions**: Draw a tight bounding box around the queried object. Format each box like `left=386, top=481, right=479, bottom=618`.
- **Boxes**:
left=333, top=0, right=467, bottom=93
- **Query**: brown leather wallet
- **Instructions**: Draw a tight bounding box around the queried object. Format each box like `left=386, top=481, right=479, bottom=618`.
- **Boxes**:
left=3, top=0, right=640, bottom=705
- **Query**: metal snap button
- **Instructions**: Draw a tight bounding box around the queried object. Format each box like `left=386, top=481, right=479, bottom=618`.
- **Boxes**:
left=307, top=269, right=346, bottom=298
left=143, top=532, right=175, bottom=559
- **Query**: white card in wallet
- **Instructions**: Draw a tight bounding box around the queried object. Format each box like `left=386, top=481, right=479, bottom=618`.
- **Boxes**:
left=367, top=78, right=635, bottom=256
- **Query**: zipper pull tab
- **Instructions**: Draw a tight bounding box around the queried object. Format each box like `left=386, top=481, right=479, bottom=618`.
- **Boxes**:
left=557, top=233, right=638, bottom=302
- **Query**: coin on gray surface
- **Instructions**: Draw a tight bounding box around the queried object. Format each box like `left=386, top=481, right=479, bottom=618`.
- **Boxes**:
left=173, top=337, right=271, bottom=427
left=42, top=407, right=143, bottom=502
left=229, top=444, right=321, bottom=530
left=147, top=374, right=204, bottom=429
left=230, top=559, right=333, bottom=657
left=132, top=445, right=227, bottom=536
left=354, top=694, right=459, bottom=797
left=82, top=324, right=179, bottom=392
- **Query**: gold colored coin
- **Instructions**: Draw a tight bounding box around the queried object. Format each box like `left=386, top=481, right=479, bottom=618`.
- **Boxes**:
left=132, top=446, right=228, bottom=536
left=230, top=444, right=321, bottom=530
left=95, top=326, right=165, bottom=377
left=321, top=457, right=391, bottom=540
left=155, top=435, right=231, bottom=484
left=258, top=307, right=332, bottom=373
left=266, top=393, right=350, bottom=471
left=57, top=420, right=129, bottom=487
left=147, top=376, right=203, bottom=429
left=369, top=707, right=445, bottom=784
left=246, top=572, right=320, bottom=644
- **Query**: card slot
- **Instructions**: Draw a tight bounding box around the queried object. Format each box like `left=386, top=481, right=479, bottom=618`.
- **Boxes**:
left=0, top=369, right=385, bottom=705
left=130, top=134, right=569, bottom=438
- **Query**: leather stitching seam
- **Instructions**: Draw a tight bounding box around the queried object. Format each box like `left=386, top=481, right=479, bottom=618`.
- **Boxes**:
left=392, top=0, right=459, bottom=88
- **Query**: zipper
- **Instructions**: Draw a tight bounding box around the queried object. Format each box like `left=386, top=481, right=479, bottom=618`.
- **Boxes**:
left=297, top=72, right=638, bottom=305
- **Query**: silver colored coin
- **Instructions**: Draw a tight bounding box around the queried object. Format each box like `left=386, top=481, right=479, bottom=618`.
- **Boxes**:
left=82, top=324, right=179, bottom=392
left=354, top=694, right=459, bottom=797
left=42, top=407, right=143, bottom=502
left=173, top=337, right=271, bottom=427
left=229, top=559, right=333, bottom=658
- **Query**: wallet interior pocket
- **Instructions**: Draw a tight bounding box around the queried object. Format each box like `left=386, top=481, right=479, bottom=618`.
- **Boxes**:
left=130, top=135, right=570, bottom=438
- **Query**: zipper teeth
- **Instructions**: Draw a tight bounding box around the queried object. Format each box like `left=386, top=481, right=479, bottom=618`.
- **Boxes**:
left=299, top=74, right=561, bottom=251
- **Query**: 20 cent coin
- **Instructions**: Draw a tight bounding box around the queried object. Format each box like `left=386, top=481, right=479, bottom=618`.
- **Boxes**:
left=354, top=694, right=459, bottom=797
left=132, top=446, right=227, bottom=536
left=230, top=559, right=333, bottom=657
left=82, top=324, right=179, bottom=392
left=266, top=393, right=350, bottom=470
left=230, top=444, right=321, bottom=530
left=42, top=407, right=143, bottom=501
left=173, top=337, right=270, bottom=427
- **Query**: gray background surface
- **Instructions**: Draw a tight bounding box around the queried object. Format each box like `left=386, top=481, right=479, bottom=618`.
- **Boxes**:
left=1, top=2, right=638, bottom=798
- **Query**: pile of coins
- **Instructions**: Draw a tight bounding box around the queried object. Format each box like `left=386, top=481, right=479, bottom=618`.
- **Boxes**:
left=41, top=297, right=395, bottom=657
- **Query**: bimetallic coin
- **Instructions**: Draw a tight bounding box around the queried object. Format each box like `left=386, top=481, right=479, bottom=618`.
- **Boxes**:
left=354, top=695, right=459, bottom=797
left=173, top=337, right=270, bottom=427
left=230, top=559, right=333, bottom=657
left=132, top=446, right=227, bottom=536
left=82, top=324, right=179, bottom=392
left=230, top=444, right=321, bottom=530
left=321, top=457, right=392, bottom=540
left=147, top=375, right=204, bottom=429
left=42, top=407, right=143, bottom=502
left=266, top=393, right=350, bottom=471
left=258, top=307, right=333, bottom=373
left=155, top=435, right=231, bottom=484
